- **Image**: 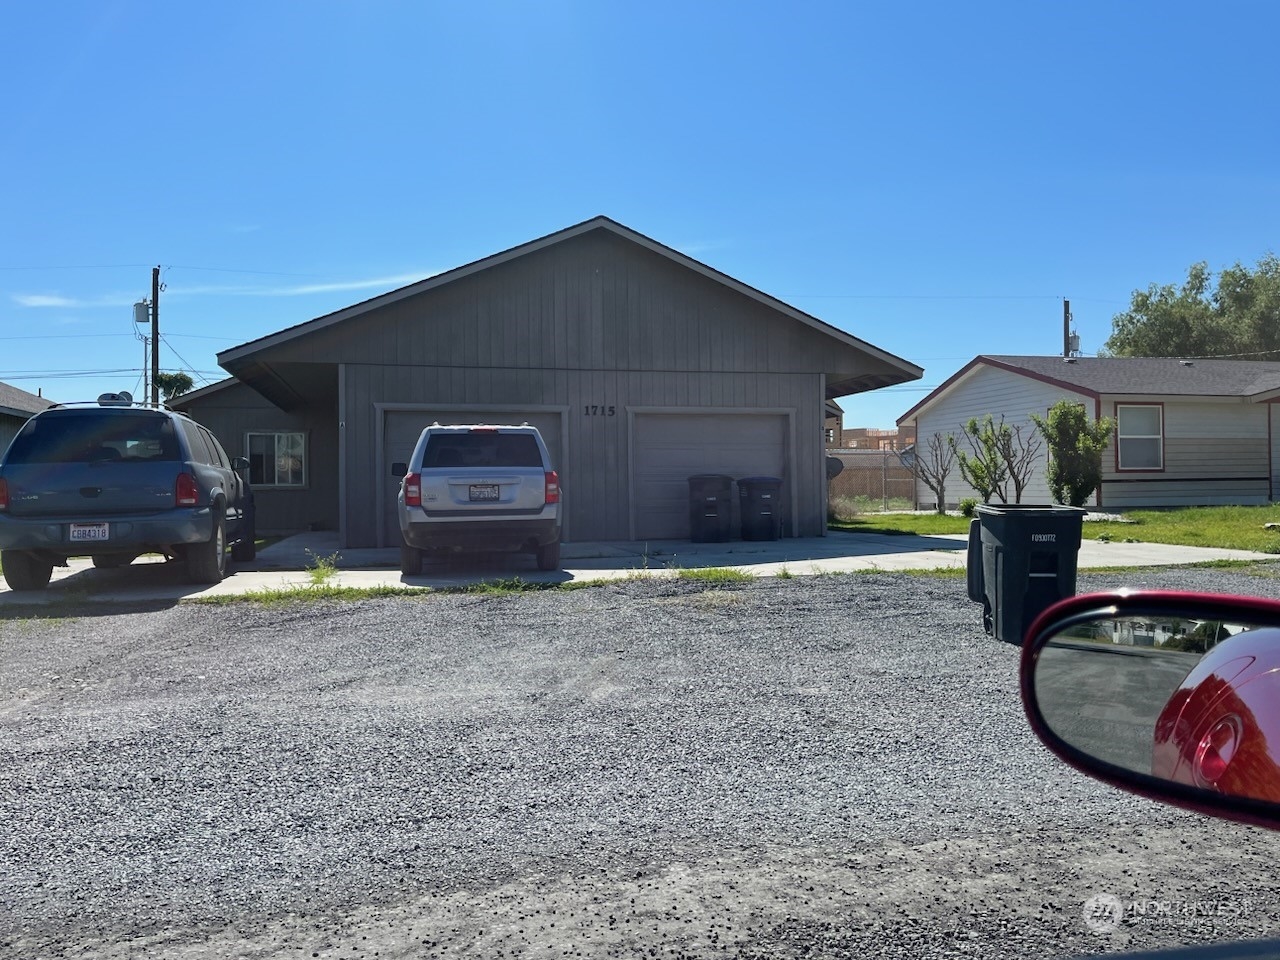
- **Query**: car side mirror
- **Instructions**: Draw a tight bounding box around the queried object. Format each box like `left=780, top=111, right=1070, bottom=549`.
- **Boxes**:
left=1023, top=591, right=1280, bottom=830
left=232, top=457, right=250, bottom=472
left=391, top=462, right=408, bottom=478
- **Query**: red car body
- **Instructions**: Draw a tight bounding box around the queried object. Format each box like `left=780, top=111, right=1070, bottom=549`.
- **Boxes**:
left=1151, top=626, right=1280, bottom=802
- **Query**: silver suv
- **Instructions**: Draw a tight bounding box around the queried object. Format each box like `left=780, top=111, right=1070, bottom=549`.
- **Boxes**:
left=0, top=396, right=255, bottom=591
left=393, top=423, right=561, bottom=573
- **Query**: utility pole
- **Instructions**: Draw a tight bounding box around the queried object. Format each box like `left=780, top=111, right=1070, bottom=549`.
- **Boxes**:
left=1063, top=299, right=1071, bottom=358
left=151, top=266, right=160, bottom=405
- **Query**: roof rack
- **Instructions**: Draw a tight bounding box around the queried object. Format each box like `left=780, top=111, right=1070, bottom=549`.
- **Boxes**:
left=47, top=392, right=173, bottom=411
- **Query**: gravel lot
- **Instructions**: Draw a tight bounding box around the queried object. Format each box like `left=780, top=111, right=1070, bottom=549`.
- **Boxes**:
left=5, top=569, right=1280, bottom=959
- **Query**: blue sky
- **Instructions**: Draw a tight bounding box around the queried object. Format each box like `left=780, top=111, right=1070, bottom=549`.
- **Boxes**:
left=2, top=1, right=1277, bottom=428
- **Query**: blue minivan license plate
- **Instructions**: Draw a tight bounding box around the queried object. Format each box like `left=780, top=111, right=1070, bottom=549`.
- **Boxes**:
left=469, top=484, right=500, bottom=502
left=70, top=523, right=110, bottom=542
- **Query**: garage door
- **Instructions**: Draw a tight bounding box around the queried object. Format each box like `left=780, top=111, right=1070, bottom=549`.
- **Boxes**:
left=631, top=413, right=787, bottom=540
left=382, top=409, right=565, bottom=545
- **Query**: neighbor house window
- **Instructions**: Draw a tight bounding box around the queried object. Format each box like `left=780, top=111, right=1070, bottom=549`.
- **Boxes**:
left=1116, top=404, right=1163, bottom=470
left=247, top=432, right=306, bottom=486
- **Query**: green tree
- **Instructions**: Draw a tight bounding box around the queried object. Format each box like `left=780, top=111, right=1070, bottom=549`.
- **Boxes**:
left=1104, top=254, right=1280, bottom=358
left=153, top=371, right=194, bottom=401
left=1030, top=401, right=1115, bottom=506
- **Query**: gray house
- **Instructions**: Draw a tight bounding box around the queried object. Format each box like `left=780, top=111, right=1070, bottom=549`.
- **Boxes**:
left=898, top=355, right=1280, bottom=509
left=173, top=217, right=921, bottom=547
left=0, top=381, right=53, bottom=453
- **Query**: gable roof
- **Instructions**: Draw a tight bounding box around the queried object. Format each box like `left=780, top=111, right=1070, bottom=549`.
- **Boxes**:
left=0, top=381, right=54, bottom=420
left=898, top=355, right=1280, bottom=425
left=217, top=216, right=921, bottom=398
left=166, top=377, right=242, bottom=409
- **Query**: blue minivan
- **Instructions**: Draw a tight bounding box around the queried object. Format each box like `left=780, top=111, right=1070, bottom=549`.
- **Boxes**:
left=0, top=398, right=255, bottom=591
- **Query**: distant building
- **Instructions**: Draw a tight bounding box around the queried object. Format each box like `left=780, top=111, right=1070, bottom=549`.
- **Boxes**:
left=0, top=381, right=53, bottom=453
left=834, top=425, right=915, bottom=451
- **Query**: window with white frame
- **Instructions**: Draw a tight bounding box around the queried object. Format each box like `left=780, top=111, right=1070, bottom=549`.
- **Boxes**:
left=1116, top=405, right=1162, bottom=470
left=246, top=432, right=306, bottom=486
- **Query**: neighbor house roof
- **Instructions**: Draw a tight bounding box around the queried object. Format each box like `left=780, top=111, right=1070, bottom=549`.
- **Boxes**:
left=0, top=381, right=53, bottom=420
left=217, top=216, right=923, bottom=400
left=897, top=355, right=1280, bottom=425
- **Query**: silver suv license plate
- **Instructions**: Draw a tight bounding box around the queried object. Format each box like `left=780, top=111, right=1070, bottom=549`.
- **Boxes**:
left=70, top=523, right=110, bottom=542
left=469, top=484, right=500, bottom=502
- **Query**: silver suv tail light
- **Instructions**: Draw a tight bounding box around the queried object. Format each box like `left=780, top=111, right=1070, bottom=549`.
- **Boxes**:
left=404, top=472, right=422, bottom=507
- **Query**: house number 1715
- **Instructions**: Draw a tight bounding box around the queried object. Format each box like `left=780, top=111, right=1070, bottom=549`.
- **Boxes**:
left=583, top=405, right=616, bottom=416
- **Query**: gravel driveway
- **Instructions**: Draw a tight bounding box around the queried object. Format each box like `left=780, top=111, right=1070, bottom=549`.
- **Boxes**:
left=4, top=570, right=1280, bottom=959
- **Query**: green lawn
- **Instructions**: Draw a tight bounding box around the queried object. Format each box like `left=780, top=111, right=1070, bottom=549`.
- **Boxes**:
left=830, top=504, right=1280, bottom=554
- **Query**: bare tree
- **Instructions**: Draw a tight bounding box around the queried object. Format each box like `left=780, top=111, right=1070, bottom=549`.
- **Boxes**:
left=997, top=420, right=1044, bottom=504
left=914, top=432, right=957, bottom=514
left=953, top=415, right=1043, bottom=504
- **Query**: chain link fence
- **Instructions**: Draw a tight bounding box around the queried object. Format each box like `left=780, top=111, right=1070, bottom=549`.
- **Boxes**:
left=827, top=449, right=916, bottom=515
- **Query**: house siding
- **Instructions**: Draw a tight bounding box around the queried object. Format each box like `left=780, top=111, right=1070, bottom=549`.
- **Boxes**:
left=194, top=227, right=912, bottom=547
left=177, top=383, right=340, bottom=535
left=1100, top=397, right=1271, bottom=507
left=246, top=231, right=879, bottom=379
left=341, top=363, right=822, bottom=546
left=910, top=365, right=1091, bottom=508
left=0, top=414, right=28, bottom=457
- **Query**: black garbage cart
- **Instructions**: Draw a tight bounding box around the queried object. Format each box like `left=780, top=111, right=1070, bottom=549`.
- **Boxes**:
left=967, top=503, right=1086, bottom=644
left=737, top=476, right=783, bottom=541
left=688, top=474, right=735, bottom=543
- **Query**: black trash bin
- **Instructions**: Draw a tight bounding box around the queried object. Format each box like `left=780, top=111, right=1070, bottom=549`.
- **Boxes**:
left=688, top=474, right=734, bottom=542
left=738, top=476, right=783, bottom=541
left=969, top=503, right=1086, bottom=644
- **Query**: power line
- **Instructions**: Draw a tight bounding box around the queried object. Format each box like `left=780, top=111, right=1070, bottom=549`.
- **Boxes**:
left=0, top=333, right=132, bottom=341
left=165, top=264, right=323, bottom=277
left=1181, top=347, right=1280, bottom=360
left=0, top=263, right=154, bottom=271
left=158, top=334, right=217, bottom=387
left=0, top=367, right=224, bottom=379
left=0, top=262, right=320, bottom=277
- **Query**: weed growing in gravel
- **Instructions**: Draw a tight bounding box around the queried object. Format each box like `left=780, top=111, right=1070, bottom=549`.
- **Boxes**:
left=817, top=566, right=967, bottom=580
left=304, top=550, right=342, bottom=585
left=775, top=566, right=794, bottom=579
left=192, top=584, right=430, bottom=606
left=446, top=577, right=551, bottom=595
left=676, top=567, right=753, bottom=583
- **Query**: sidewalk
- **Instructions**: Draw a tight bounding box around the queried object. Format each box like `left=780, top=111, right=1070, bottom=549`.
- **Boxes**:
left=2, top=529, right=1275, bottom=604
left=253, top=529, right=1278, bottom=581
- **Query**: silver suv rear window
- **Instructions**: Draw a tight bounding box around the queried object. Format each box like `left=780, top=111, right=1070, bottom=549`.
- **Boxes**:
left=5, top=412, right=181, bottom=464
left=422, top=433, right=542, bottom=469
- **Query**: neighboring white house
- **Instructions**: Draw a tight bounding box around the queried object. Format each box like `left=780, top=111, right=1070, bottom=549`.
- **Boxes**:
left=897, top=355, right=1280, bottom=509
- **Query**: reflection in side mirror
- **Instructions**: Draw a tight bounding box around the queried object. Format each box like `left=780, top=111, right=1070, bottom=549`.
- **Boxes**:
left=391, top=462, right=408, bottom=478
left=232, top=456, right=250, bottom=472
left=1024, top=592, right=1280, bottom=828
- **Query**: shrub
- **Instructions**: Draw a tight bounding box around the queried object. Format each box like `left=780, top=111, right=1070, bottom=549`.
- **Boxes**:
left=1030, top=401, right=1115, bottom=506
left=959, top=497, right=978, bottom=518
